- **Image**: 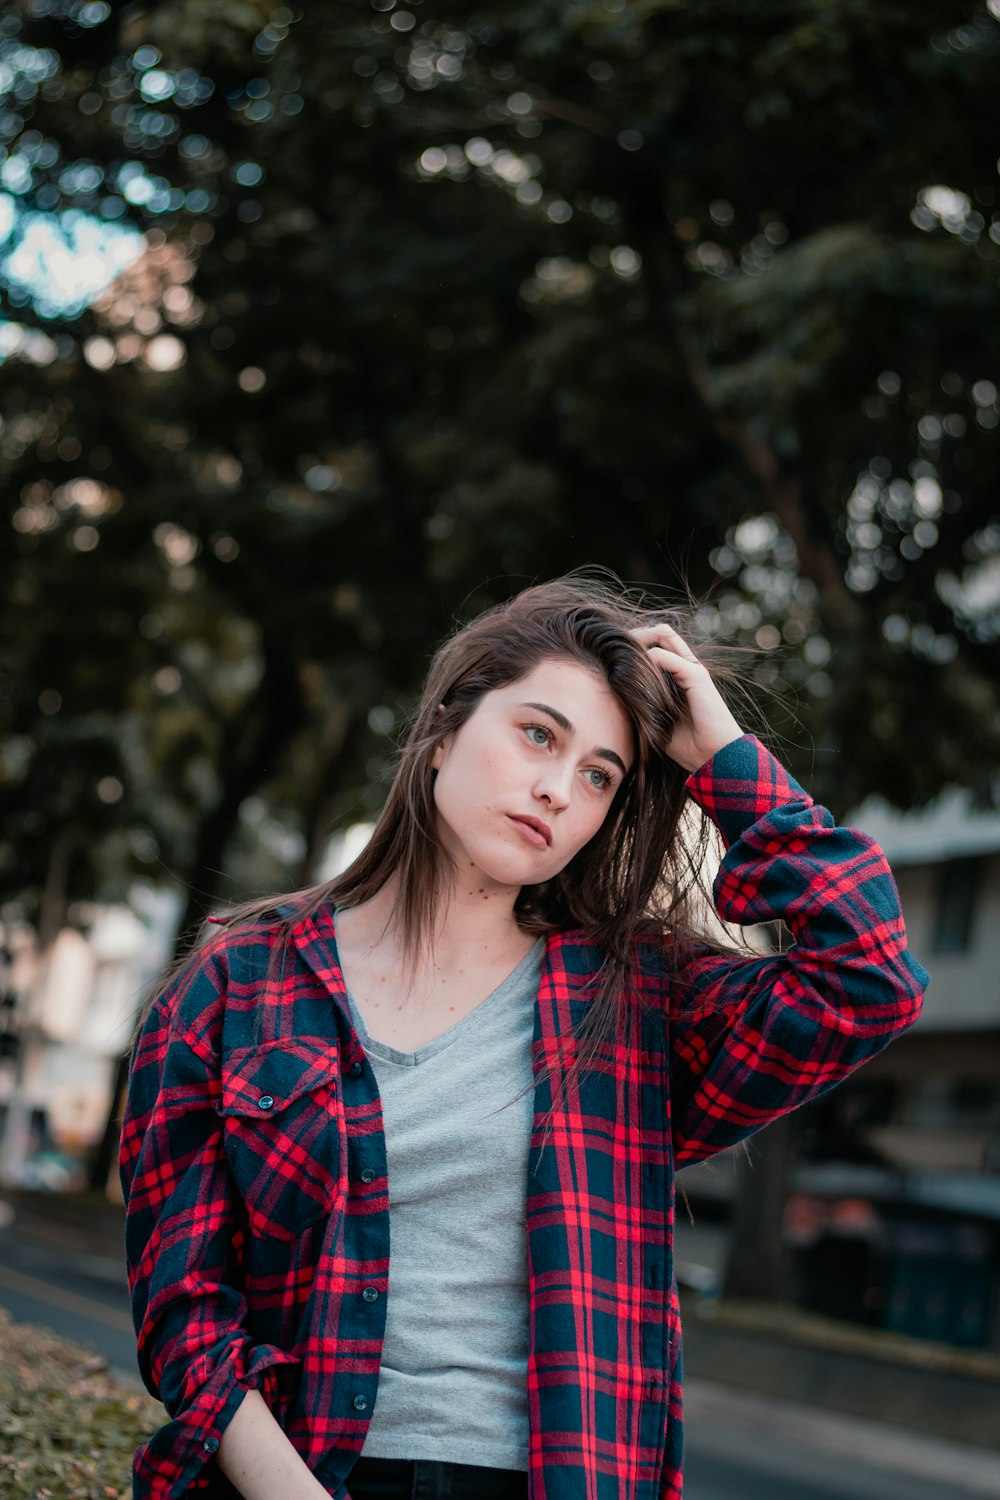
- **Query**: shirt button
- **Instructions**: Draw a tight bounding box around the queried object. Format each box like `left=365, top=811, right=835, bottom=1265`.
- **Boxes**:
left=359, top=1168, right=375, bottom=1184
left=350, top=1061, right=363, bottom=1077
left=203, top=1437, right=219, bottom=1453
left=362, top=1287, right=379, bottom=1303
left=352, top=1394, right=368, bottom=1412
left=257, top=1095, right=274, bottom=1110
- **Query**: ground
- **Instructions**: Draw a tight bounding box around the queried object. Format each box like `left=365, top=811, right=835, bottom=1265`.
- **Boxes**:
left=0, top=1304, right=163, bottom=1500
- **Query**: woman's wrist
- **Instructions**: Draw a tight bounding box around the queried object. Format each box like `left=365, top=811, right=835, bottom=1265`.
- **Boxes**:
left=217, top=1388, right=329, bottom=1500
left=682, top=729, right=746, bottom=775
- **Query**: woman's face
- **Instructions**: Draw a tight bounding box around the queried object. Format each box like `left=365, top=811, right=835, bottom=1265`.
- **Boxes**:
left=431, top=656, right=634, bottom=894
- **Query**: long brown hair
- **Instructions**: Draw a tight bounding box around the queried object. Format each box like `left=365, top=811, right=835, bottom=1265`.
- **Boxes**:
left=127, top=573, right=759, bottom=1112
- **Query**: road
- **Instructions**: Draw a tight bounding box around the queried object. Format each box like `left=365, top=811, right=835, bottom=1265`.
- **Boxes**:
left=683, top=1380, right=1000, bottom=1499
left=0, top=1202, right=139, bottom=1378
left=1, top=1206, right=999, bottom=1499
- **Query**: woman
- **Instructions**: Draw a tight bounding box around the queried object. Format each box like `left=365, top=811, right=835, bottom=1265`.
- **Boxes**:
left=119, top=575, right=928, bottom=1500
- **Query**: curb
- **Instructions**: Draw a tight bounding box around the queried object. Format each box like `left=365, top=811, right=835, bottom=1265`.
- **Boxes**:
left=683, top=1296, right=1000, bottom=1454
left=684, top=1377, right=1000, bottom=1497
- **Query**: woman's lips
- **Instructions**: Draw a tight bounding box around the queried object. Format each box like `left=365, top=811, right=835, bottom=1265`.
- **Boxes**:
left=507, top=815, right=552, bottom=848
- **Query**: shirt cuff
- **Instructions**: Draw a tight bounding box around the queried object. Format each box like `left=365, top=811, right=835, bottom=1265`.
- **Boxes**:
left=684, top=732, right=812, bottom=850
left=134, top=1341, right=301, bottom=1498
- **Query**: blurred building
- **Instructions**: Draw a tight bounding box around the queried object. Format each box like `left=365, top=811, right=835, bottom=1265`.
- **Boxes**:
left=0, top=888, right=179, bottom=1188
left=783, top=787, right=1000, bottom=1350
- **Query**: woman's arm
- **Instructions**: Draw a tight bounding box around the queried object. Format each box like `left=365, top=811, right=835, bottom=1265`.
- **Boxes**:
left=669, top=732, right=929, bottom=1164
left=626, top=621, right=927, bottom=1162
left=218, top=1390, right=330, bottom=1500
left=120, top=946, right=307, bottom=1495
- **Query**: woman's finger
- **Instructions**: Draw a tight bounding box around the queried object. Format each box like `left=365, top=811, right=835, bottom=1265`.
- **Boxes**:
left=628, top=623, right=700, bottom=662
left=642, top=645, right=708, bottom=683
left=643, top=646, right=744, bottom=766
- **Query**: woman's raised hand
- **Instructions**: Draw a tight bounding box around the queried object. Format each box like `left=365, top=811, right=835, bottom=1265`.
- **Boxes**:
left=629, top=623, right=744, bottom=774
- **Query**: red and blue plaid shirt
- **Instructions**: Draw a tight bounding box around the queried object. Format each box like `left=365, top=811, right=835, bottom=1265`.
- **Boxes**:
left=119, top=734, right=928, bottom=1499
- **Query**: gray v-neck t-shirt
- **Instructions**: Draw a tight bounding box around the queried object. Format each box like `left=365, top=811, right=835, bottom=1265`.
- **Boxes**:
left=339, top=933, right=545, bottom=1472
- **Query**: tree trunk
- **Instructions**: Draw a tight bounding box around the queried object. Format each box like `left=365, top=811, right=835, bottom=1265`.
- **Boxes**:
left=721, top=1112, right=796, bottom=1301
left=87, top=640, right=306, bottom=1193
left=173, top=639, right=307, bottom=945
left=295, top=707, right=369, bottom=886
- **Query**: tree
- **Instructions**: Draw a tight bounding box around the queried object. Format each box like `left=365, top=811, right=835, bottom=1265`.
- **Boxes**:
left=0, top=0, right=997, bottom=949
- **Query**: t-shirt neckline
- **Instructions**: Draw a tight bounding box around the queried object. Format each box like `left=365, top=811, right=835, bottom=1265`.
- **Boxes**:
left=331, top=913, right=544, bottom=1065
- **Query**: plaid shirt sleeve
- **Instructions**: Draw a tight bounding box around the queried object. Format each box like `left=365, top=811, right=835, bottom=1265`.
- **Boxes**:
left=669, top=733, right=929, bottom=1167
left=119, top=942, right=302, bottom=1496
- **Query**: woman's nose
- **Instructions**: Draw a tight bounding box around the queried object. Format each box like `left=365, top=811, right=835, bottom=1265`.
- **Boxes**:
left=534, top=765, right=572, bottom=809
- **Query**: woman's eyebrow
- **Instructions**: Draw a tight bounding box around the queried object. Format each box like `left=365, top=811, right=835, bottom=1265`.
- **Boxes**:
left=518, top=701, right=628, bottom=775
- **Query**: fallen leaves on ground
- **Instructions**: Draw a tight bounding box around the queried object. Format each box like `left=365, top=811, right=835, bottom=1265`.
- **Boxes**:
left=0, top=1307, right=163, bottom=1499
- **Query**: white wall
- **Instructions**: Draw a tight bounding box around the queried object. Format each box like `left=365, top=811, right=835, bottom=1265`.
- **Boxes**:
left=893, top=858, right=1000, bottom=1031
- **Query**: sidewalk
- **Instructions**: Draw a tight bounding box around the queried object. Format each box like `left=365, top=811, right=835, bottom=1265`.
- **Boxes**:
left=681, top=1291, right=1000, bottom=1454
left=0, top=1184, right=127, bottom=1285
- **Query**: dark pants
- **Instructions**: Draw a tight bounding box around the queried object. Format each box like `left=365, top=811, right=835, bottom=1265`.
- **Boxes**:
left=346, top=1456, right=529, bottom=1499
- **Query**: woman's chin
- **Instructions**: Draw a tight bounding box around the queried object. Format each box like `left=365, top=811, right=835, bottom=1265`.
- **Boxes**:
left=456, top=852, right=554, bottom=894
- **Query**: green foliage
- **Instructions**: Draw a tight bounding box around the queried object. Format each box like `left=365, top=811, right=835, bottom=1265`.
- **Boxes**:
left=0, top=0, right=998, bottom=933
left=0, top=1306, right=162, bottom=1500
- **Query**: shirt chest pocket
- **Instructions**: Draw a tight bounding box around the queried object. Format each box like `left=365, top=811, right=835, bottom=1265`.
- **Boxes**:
left=220, top=1038, right=345, bottom=1242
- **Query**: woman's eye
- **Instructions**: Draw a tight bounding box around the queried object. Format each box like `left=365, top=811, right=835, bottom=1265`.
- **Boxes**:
left=586, top=768, right=612, bottom=791
left=524, top=724, right=552, bottom=747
